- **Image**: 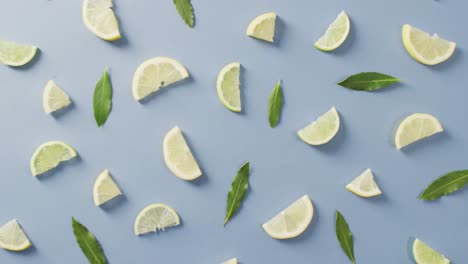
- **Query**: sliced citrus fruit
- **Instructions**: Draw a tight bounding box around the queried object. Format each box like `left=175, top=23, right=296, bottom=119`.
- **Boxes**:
left=0, top=220, right=31, bottom=251
left=262, top=195, right=314, bottom=239
left=82, top=0, right=121, bottom=41
left=246, top=12, right=277, bottom=43
left=314, top=11, right=350, bottom=51
left=222, top=258, right=238, bottom=264
left=395, top=113, right=443, bottom=150
left=134, top=203, right=180, bottom=235
left=30, top=141, right=78, bottom=176
left=132, top=57, right=189, bottom=101
left=43, top=80, right=72, bottom=114
left=0, top=41, right=37, bottom=67
left=346, top=169, right=382, bottom=198
left=413, top=239, right=450, bottom=264
left=217, top=62, right=241, bottom=112
left=402, top=24, right=456, bottom=65
left=298, top=107, right=340, bottom=145
left=93, top=169, right=122, bottom=206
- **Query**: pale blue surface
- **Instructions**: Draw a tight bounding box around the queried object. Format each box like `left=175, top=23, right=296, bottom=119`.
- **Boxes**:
left=0, top=0, right=467, bottom=263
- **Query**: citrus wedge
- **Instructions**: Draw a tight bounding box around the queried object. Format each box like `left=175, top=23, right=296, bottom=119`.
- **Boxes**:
left=346, top=169, right=382, bottom=198
left=30, top=141, right=78, bottom=176
left=0, top=41, right=37, bottom=67
left=395, top=113, right=443, bottom=150
left=43, top=80, right=72, bottom=114
left=246, top=12, right=277, bottom=43
left=298, top=107, right=340, bottom=145
left=217, top=62, right=241, bottom=112
left=222, top=258, right=238, bottom=264
left=82, top=0, right=121, bottom=41
left=0, top=220, right=31, bottom=251
left=93, top=169, right=122, bottom=206
left=314, top=11, right=350, bottom=51
left=134, top=203, right=180, bottom=235
left=413, top=239, right=450, bottom=264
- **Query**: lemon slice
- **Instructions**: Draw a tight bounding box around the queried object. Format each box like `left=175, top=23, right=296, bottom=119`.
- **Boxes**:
left=163, top=126, right=202, bottom=181
left=222, top=258, right=238, bottom=264
left=262, top=195, right=314, bottom=239
left=298, top=107, right=340, bottom=145
left=346, top=169, right=382, bottom=198
left=246, top=12, right=277, bottom=43
left=402, top=24, right=456, bottom=65
left=394, top=113, right=443, bottom=150
left=134, top=203, right=180, bottom=235
left=413, top=239, right=450, bottom=264
left=43, top=80, right=72, bottom=114
left=132, top=57, right=189, bottom=101
left=0, top=41, right=37, bottom=67
left=217, top=62, right=241, bottom=112
left=93, top=169, right=122, bottom=206
left=30, top=141, right=78, bottom=176
left=0, top=220, right=31, bottom=251
left=314, top=11, right=350, bottom=51
left=82, top=0, right=121, bottom=41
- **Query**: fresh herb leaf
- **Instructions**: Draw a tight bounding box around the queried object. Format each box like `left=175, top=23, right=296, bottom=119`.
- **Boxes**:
left=173, top=0, right=194, bottom=28
left=224, top=162, right=250, bottom=225
left=419, top=170, right=468, bottom=200
left=93, top=68, right=112, bottom=127
left=268, top=80, right=283, bottom=128
left=335, top=210, right=355, bottom=264
left=72, top=217, right=108, bottom=264
left=338, top=72, right=400, bottom=91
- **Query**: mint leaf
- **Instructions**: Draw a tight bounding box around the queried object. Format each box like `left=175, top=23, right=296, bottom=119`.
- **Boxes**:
left=93, top=68, right=112, bottom=127
left=72, top=217, right=108, bottom=264
left=335, top=210, right=355, bottom=264
left=173, top=0, right=194, bottom=28
left=268, top=80, right=283, bottom=128
left=224, top=162, right=250, bottom=225
left=419, top=170, right=468, bottom=200
left=338, top=72, right=400, bottom=91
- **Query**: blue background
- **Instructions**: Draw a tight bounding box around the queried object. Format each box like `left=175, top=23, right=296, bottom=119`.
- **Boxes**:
left=0, top=0, right=467, bottom=263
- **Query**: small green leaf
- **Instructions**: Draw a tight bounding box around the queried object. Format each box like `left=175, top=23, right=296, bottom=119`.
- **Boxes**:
left=173, top=0, right=194, bottom=28
left=268, top=80, right=283, bottom=128
left=224, top=162, right=250, bottom=225
left=419, top=170, right=468, bottom=200
left=338, top=72, right=400, bottom=91
left=335, top=210, right=355, bottom=264
left=72, top=217, right=108, bottom=264
left=93, top=68, right=112, bottom=127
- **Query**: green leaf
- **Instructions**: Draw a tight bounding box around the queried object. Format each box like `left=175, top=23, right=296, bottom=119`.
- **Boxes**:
left=419, top=170, right=468, bottom=200
left=268, top=80, right=283, bottom=128
left=338, top=72, right=400, bottom=91
left=173, top=0, right=194, bottom=28
left=224, top=162, right=250, bottom=225
left=335, top=210, right=355, bottom=264
left=72, top=217, right=108, bottom=264
left=93, top=68, right=112, bottom=127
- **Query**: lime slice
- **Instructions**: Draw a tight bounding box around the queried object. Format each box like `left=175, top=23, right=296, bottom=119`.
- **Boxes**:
left=163, top=126, right=202, bottom=181
left=222, top=258, right=238, bottom=264
left=0, top=41, right=37, bottom=67
left=30, top=141, right=78, bottom=176
left=246, top=12, right=277, bottom=43
left=395, top=113, right=443, bottom=150
left=132, top=57, right=189, bottom=101
left=217, top=62, right=241, bottom=112
left=314, top=11, right=350, bottom=51
left=93, top=169, right=122, bottom=206
left=298, top=107, right=340, bottom=145
left=134, top=203, right=180, bottom=235
left=402, top=24, right=456, bottom=65
left=346, top=169, right=382, bottom=198
left=262, top=195, right=313, bottom=239
left=413, top=239, right=450, bottom=264
left=82, top=0, right=121, bottom=41
left=42, top=80, right=72, bottom=114
left=0, top=220, right=31, bottom=251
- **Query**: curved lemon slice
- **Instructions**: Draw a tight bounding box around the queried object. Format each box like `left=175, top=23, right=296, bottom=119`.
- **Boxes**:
left=93, top=169, right=122, bottom=206
left=262, top=195, right=314, bottom=239
left=43, top=80, right=72, bottom=114
left=0, top=41, right=37, bottom=67
left=346, top=169, right=382, bottom=198
left=395, top=113, right=443, bottom=150
left=222, top=258, right=238, bottom=264
left=30, top=141, right=78, bottom=176
left=163, top=126, right=202, bottom=180
left=132, top=57, right=189, bottom=101
left=246, top=12, right=277, bottom=43
left=82, top=0, right=121, bottom=41
left=314, top=11, right=350, bottom=51
left=217, top=62, right=241, bottom=112
left=134, top=203, right=180, bottom=235
left=298, top=107, right=340, bottom=145
left=0, top=220, right=31, bottom=251
left=413, top=239, right=450, bottom=264
left=402, top=24, right=456, bottom=65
